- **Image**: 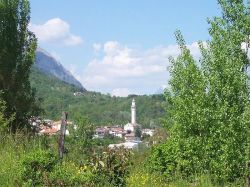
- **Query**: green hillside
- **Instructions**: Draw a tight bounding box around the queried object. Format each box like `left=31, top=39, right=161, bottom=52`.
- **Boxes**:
left=30, top=68, right=166, bottom=127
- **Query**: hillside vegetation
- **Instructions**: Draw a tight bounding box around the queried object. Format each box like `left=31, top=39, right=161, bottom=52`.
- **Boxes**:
left=30, top=68, right=166, bottom=127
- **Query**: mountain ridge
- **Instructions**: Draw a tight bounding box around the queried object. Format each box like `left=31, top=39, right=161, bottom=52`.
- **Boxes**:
left=34, top=48, right=85, bottom=90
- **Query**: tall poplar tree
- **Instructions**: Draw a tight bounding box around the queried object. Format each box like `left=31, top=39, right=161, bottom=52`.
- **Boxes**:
left=0, top=0, right=39, bottom=132
left=201, top=0, right=250, bottom=180
left=149, top=0, right=250, bottom=183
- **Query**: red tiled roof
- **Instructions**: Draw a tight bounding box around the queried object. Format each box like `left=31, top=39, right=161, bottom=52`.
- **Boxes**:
left=40, top=127, right=59, bottom=135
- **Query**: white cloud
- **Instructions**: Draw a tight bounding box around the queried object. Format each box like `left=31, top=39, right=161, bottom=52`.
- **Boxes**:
left=29, top=18, right=83, bottom=46
left=75, top=41, right=202, bottom=96
left=111, top=88, right=132, bottom=97
left=64, top=35, right=82, bottom=46
left=103, top=41, right=122, bottom=54
left=93, top=43, right=102, bottom=52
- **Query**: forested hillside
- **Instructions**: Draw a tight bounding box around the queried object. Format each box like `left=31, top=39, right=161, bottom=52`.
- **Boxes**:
left=30, top=68, right=166, bottom=127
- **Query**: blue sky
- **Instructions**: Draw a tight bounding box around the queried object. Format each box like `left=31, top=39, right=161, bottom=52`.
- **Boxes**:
left=29, top=0, right=220, bottom=96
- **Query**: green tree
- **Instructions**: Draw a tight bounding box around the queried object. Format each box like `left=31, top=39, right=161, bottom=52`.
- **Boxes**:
left=67, top=115, right=95, bottom=159
left=0, top=96, right=13, bottom=133
left=135, top=126, right=142, bottom=138
left=166, top=30, right=207, bottom=177
left=200, top=0, right=250, bottom=181
left=148, top=0, right=250, bottom=183
left=0, top=0, right=39, bottom=132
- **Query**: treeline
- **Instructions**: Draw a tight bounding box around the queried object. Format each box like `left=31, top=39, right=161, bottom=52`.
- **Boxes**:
left=30, top=68, right=166, bottom=128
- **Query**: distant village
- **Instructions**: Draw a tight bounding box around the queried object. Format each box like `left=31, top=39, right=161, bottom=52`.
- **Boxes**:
left=94, top=98, right=155, bottom=149
left=30, top=98, right=155, bottom=150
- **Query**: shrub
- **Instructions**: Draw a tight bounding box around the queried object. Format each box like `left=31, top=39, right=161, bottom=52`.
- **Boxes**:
left=92, top=148, right=132, bottom=187
left=49, top=161, right=95, bottom=186
left=147, top=141, right=177, bottom=179
left=20, top=149, right=57, bottom=186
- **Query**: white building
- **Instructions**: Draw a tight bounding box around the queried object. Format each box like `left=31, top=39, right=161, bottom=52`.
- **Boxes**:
left=109, top=127, right=125, bottom=138
left=142, top=129, right=155, bottom=137
left=131, top=98, right=136, bottom=124
left=124, top=98, right=138, bottom=132
left=108, top=142, right=139, bottom=150
left=124, top=123, right=135, bottom=132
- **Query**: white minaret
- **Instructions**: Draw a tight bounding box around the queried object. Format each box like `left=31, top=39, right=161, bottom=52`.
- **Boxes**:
left=131, top=98, right=136, bottom=124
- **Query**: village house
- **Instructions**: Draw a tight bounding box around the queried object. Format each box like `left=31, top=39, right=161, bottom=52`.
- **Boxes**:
left=109, top=127, right=126, bottom=138
left=39, top=126, right=59, bottom=135
left=94, top=99, right=153, bottom=149
left=73, top=92, right=84, bottom=96
left=38, top=120, right=70, bottom=136
left=93, top=127, right=109, bottom=138
left=108, top=141, right=139, bottom=150
left=142, top=129, right=155, bottom=137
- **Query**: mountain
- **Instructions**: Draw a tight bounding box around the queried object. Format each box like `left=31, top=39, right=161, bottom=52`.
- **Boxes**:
left=34, top=48, right=85, bottom=90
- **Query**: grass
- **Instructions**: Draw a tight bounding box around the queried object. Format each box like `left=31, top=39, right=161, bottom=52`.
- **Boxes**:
left=0, top=133, right=50, bottom=186
left=0, top=133, right=246, bottom=186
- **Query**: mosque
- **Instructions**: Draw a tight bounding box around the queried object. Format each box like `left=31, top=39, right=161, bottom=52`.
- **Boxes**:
left=124, top=98, right=140, bottom=132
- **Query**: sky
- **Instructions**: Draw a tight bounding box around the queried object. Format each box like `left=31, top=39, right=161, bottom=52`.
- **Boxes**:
left=29, top=0, right=221, bottom=96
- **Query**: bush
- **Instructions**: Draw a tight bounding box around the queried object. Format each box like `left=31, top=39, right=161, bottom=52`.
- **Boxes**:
left=20, top=149, right=57, bottom=186
left=92, top=148, right=132, bottom=187
left=49, top=161, right=95, bottom=186
left=147, top=141, right=177, bottom=179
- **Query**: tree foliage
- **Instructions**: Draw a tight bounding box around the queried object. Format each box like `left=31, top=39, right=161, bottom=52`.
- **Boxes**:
left=135, top=126, right=142, bottom=138
left=0, top=0, right=39, bottom=132
left=148, top=0, right=250, bottom=183
left=0, top=95, right=13, bottom=133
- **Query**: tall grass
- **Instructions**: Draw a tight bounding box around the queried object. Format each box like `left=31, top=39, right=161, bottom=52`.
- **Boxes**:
left=0, top=133, right=246, bottom=186
left=0, top=133, right=48, bottom=186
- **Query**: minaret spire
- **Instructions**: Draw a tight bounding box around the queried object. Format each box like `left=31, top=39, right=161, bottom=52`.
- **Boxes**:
left=131, top=98, right=136, bottom=124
